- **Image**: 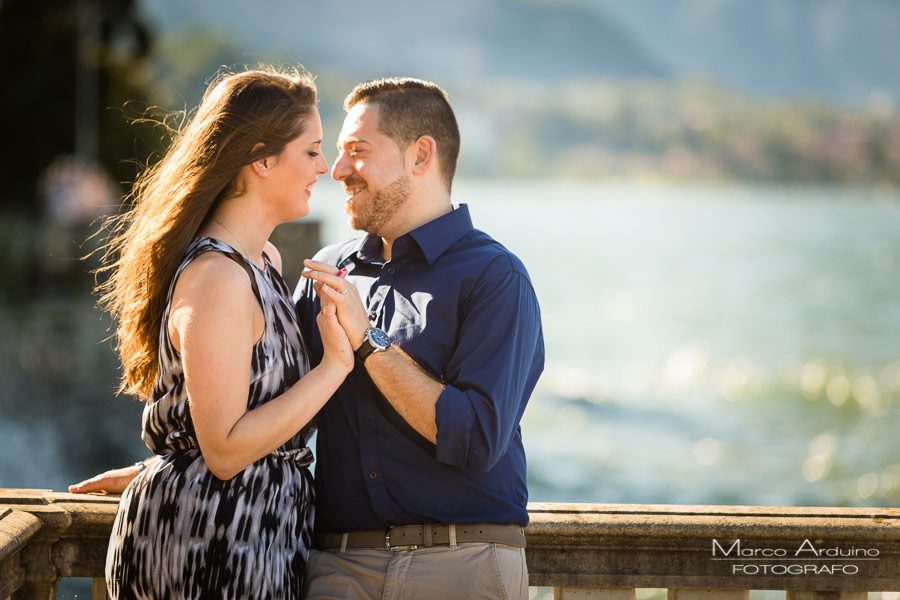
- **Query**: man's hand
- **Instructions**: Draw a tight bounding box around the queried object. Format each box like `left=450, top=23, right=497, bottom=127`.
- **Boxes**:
left=302, top=260, right=370, bottom=350
left=68, top=464, right=141, bottom=494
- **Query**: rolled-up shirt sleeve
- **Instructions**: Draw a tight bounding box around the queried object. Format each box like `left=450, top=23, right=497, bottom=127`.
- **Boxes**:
left=434, top=268, right=544, bottom=471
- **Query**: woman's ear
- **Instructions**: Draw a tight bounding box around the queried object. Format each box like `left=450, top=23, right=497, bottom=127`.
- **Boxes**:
left=411, top=135, right=436, bottom=176
left=250, top=142, right=277, bottom=178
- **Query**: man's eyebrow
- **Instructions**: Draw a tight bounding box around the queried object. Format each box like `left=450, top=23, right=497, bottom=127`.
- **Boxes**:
left=338, top=137, right=369, bottom=149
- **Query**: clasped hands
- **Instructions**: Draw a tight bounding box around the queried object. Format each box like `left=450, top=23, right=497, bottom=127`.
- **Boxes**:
left=302, top=259, right=371, bottom=352
left=67, top=259, right=370, bottom=496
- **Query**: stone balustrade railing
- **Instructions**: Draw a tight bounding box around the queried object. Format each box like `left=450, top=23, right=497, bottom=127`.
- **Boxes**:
left=2, top=489, right=899, bottom=599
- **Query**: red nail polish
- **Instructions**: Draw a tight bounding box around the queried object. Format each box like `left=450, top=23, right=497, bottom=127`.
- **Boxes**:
left=338, top=268, right=348, bottom=277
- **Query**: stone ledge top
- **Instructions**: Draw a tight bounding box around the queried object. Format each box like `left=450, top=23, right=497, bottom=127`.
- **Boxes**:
left=0, top=489, right=121, bottom=506
left=527, top=502, right=900, bottom=518
left=525, top=502, right=900, bottom=545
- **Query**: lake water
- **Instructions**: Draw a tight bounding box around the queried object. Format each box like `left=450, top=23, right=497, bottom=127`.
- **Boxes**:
left=3, top=179, right=900, bottom=512
left=315, top=178, right=900, bottom=509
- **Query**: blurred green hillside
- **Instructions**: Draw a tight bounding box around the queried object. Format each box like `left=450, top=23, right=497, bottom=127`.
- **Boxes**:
left=140, top=0, right=900, bottom=105
left=146, top=25, right=900, bottom=187
left=453, top=80, right=900, bottom=185
left=140, top=0, right=900, bottom=187
left=2, top=0, right=899, bottom=223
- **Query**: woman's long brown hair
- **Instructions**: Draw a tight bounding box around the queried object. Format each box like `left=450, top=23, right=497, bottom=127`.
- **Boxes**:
left=99, top=67, right=318, bottom=398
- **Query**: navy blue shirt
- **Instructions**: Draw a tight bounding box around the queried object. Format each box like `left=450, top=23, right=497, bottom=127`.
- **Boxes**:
left=293, top=204, right=544, bottom=532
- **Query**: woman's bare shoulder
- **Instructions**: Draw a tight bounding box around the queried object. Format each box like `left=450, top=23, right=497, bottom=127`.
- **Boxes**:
left=173, top=251, right=254, bottom=306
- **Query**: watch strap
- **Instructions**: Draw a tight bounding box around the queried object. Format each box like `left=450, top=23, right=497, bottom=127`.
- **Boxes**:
left=355, top=338, right=377, bottom=363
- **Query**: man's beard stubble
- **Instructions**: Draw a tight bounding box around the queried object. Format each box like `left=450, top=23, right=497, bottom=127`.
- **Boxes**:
left=348, top=175, right=411, bottom=236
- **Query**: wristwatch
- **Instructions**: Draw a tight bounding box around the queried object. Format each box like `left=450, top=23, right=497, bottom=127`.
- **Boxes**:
left=355, top=327, right=391, bottom=363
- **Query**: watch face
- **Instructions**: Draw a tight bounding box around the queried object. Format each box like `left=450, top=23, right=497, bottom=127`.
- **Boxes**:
left=368, top=328, right=391, bottom=350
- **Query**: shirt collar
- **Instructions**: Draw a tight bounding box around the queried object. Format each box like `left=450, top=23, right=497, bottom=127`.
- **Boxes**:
left=348, top=204, right=475, bottom=266
left=354, top=234, right=384, bottom=265
left=406, top=204, right=474, bottom=265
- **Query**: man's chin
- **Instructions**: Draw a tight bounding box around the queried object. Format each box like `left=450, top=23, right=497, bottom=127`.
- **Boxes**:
left=345, top=204, right=361, bottom=229
left=347, top=213, right=371, bottom=234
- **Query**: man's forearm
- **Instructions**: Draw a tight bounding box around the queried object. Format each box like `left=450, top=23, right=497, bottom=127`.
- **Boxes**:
left=364, top=344, right=443, bottom=443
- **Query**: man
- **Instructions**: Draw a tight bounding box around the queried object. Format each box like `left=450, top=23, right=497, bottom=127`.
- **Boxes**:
left=71, top=77, right=544, bottom=599
left=296, top=78, right=543, bottom=599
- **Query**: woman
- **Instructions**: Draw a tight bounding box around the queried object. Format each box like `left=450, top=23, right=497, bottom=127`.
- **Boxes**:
left=99, top=67, right=352, bottom=599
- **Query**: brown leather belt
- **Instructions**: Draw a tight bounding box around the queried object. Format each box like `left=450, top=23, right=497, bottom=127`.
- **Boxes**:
left=315, top=523, right=526, bottom=551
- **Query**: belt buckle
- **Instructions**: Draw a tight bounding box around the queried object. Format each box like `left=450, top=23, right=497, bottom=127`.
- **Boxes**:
left=385, top=526, right=419, bottom=552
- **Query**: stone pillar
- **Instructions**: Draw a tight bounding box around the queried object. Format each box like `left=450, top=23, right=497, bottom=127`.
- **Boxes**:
left=91, top=577, right=108, bottom=599
left=668, top=591, right=748, bottom=600
left=0, top=509, right=42, bottom=600
left=786, top=592, right=867, bottom=600
left=555, top=588, right=636, bottom=599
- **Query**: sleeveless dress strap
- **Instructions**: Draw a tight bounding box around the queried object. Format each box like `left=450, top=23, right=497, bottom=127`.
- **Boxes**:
left=158, top=237, right=269, bottom=358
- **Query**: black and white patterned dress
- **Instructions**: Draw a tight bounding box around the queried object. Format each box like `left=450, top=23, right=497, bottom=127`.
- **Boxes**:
left=106, top=237, right=315, bottom=600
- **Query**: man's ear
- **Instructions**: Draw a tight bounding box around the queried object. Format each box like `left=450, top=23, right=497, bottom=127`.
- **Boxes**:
left=250, top=142, right=277, bottom=177
left=411, top=135, right=436, bottom=176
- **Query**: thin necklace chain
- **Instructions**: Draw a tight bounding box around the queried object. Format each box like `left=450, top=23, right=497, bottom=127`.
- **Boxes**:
left=213, top=219, right=252, bottom=260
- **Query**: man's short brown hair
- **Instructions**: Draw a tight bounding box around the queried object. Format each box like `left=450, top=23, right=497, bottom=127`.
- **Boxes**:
left=345, top=77, right=460, bottom=191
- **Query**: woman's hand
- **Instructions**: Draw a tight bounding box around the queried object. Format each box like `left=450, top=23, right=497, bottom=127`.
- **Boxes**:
left=68, top=462, right=147, bottom=494
left=302, top=259, right=371, bottom=350
left=317, top=301, right=354, bottom=374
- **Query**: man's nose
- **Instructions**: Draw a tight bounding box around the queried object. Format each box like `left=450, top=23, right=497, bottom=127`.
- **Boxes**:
left=331, top=153, right=350, bottom=181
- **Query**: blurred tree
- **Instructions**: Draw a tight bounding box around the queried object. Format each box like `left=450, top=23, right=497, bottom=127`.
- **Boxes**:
left=0, top=0, right=159, bottom=217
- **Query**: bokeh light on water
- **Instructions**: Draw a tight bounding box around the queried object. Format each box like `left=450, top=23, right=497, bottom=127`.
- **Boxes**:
left=3, top=178, right=899, bottom=513
left=445, top=179, right=899, bottom=509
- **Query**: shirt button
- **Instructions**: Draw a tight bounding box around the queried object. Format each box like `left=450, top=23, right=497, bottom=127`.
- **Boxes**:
left=387, top=267, right=395, bottom=274
left=369, top=471, right=378, bottom=479
left=368, top=312, right=377, bottom=321
left=363, top=418, right=371, bottom=426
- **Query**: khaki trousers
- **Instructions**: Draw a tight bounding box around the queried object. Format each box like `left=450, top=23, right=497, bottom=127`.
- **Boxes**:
left=303, top=543, right=528, bottom=600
